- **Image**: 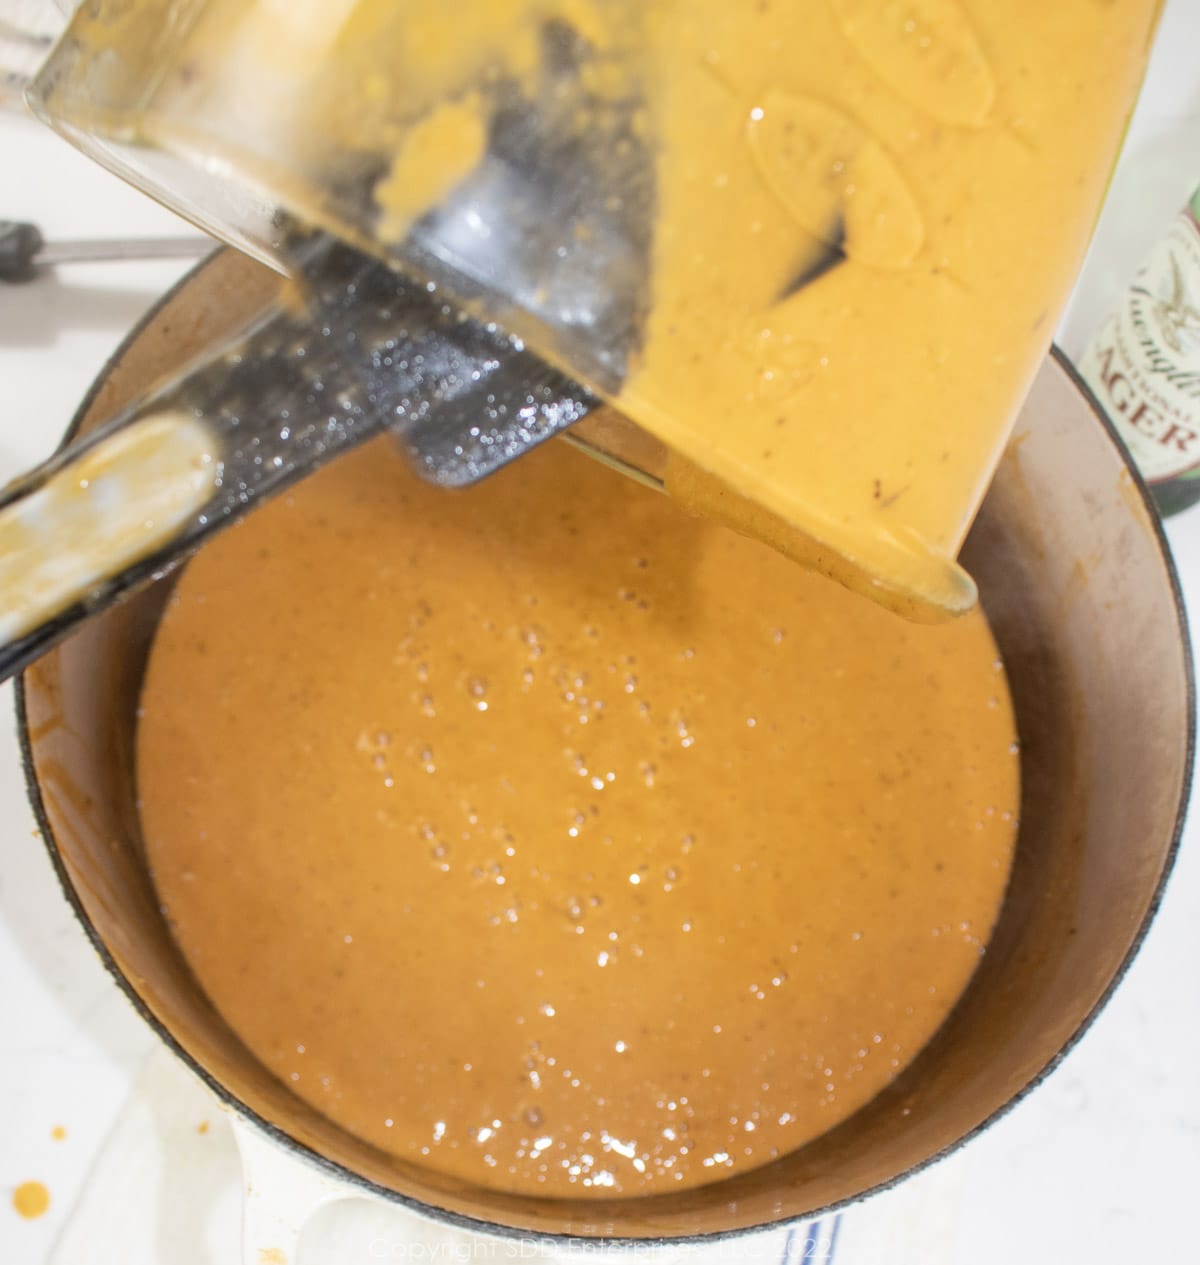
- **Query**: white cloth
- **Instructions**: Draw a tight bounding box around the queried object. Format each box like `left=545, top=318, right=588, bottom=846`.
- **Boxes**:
left=46, top=1045, right=968, bottom=1265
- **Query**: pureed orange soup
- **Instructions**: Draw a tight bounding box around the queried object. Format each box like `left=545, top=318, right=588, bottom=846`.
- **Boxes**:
left=136, top=439, right=1019, bottom=1196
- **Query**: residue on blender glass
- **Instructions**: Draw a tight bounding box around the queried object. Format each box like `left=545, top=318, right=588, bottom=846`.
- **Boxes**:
left=374, top=95, right=488, bottom=242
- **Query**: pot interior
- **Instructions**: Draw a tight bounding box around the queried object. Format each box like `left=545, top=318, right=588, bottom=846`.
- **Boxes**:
left=18, top=250, right=1193, bottom=1239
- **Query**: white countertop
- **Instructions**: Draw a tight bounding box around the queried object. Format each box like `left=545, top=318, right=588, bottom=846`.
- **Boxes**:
left=3, top=6, right=1200, bottom=1261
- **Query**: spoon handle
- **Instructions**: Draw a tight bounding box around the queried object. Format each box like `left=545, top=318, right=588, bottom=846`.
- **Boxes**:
left=0, top=218, right=215, bottom=281
left=0, top=237, right=593, bottom=682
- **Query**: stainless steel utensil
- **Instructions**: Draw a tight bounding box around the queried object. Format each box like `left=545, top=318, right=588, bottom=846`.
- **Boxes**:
left=0, top=234, right=598, bottom=681
left=0, top=217, right=214, bottom=280
left=0, top=16, right=654, bottom=680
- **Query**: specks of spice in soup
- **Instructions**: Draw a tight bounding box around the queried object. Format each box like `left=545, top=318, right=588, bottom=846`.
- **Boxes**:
left=136, top=438, right=1018, bottom=1196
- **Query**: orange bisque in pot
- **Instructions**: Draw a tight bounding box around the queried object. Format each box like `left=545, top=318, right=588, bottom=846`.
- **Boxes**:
left=94, top=0, right=1158, bottom=1208
left=137, top=439, right=1020, bottom=1197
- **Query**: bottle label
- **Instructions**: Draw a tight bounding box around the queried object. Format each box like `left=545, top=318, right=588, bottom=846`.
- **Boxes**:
left=1078, top=195, right=1200, bottom=484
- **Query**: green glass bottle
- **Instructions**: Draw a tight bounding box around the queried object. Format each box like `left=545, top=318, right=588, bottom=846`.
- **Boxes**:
left=1077, top=186, right=1200, bottom=516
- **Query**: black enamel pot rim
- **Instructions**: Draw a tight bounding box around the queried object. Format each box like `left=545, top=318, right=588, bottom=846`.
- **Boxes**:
left=14, top=250, right=1196, bottom=1248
